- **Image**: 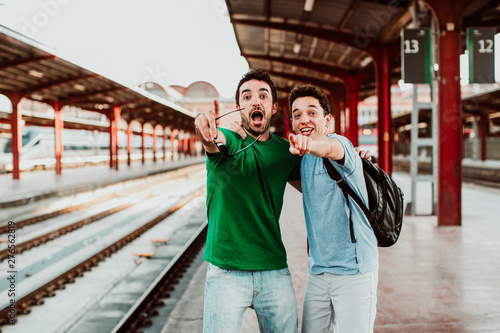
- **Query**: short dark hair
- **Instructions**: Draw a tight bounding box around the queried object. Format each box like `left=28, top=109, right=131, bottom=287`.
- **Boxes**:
left=235, top=69, right=277, bottom=106
left=288, top=85, right=331, bottom=116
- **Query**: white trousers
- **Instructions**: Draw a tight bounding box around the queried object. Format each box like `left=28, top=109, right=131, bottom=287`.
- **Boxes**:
left=301, top=270, right=378, bottom=333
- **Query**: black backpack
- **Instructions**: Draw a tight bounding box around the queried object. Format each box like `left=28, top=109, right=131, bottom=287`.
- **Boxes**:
left=322, top=157, right=404, bottom=247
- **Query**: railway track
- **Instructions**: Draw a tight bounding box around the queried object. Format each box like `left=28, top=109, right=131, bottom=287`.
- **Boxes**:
left=393, top=158, right=500, bottom=189
left=0, top=165, right=208, bottom=332
left=111, top=223, right=207, bottom=333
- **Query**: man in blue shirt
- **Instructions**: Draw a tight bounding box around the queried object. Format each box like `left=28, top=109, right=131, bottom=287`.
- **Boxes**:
left=288, top=85, right=379, bottom=332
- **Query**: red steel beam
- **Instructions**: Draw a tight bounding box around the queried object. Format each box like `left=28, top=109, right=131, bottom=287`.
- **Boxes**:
left=424, top=0, right=469, bottom=226
left=376, top=47, right=392, bottom=174
left=127, top=122, right=132, bottom=166
left=8, top=93, right=22, bottom=180
left=53, top=100, right=63, bottom=175
left=437, top=30, right=462, bottom=226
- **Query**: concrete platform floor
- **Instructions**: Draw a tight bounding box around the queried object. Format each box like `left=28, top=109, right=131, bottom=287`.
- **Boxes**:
left=161, top=172, right=500, bottom=332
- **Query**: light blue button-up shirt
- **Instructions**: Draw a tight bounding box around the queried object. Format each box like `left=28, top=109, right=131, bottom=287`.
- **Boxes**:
left=300, top=134, right=379, bottom=275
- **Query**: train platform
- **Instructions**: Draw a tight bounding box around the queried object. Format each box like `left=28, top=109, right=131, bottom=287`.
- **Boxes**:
left=161, top=171, right=500, bottom=333
left=0, top=156, right=206, bottom=208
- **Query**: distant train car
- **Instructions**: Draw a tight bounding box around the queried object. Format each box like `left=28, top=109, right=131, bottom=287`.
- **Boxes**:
left=0, top=126, right=164, bottom=172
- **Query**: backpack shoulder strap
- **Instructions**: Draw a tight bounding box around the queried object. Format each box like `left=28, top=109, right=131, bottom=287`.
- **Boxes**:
left=322, top=157, right=357, bottom=243
left=322, top=157, right=369, bottom=216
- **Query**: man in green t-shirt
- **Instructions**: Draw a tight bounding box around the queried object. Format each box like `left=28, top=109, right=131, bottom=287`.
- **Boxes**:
left=195, top=69, right=301, bottom=332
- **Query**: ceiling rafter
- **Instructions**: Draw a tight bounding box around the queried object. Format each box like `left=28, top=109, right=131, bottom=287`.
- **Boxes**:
left=244, top=53, right=373, bottom=85
left=23, top=74, right=101, bottom=96
left=0, top=55, right=56, bottom=71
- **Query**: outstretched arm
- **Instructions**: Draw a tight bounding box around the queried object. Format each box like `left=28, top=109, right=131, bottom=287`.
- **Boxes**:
left=289, top=133, right=344, bottom=161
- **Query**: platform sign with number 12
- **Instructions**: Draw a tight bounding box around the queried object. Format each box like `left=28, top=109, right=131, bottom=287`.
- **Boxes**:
left=468, top=28, right=496, bottom=84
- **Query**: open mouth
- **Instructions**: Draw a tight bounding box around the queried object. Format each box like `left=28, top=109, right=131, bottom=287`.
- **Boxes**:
left=300, top=128, right=314, bottom=136
left=251, top=110, right=264, bottom=126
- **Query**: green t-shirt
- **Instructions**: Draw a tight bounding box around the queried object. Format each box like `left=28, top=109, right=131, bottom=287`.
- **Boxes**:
left=204, top=128, right=301, bottom=270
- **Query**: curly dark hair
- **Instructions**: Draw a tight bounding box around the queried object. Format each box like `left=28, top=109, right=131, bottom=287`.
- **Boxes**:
left=288, top=85, right=331, bottom=116
left=235, top=69, right=277, bottom=106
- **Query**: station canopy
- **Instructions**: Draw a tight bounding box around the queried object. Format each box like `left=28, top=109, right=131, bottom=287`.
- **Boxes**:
left=227, top=0, right=413, bottom=100
left=0, top=25, right=195, bottom=132
left=226, top=0, right=500, bottom=109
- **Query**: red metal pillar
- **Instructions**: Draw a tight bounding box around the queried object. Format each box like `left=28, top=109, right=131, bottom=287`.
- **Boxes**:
left=403, top=131, right=410, bottom=156
left=115, top=107, right=121, bottom=170
left=163, top=131, right=167, bottom=160
left=53, top=100, right=63, bottom=175
left=329, top=96, right=338, bottom=134
left=376, top=47, right=392, bottom=174
left=332, top=88, right=344, bottom=135
left=109, top=121, right=114, bottom=169
left=171, top=130, right=176, bottom=160
left=178, top=132, right=183, bottom=158
left=187, top=135, right=193, bottom=156
left=184, top=135, right=189, bottom=156
left=109, top=106, right=121, bottom=170
left=152, top=127, right=157, bottom=163
left=126, top=122, right=132, bottom=166
left=8, top=93, right=22, bottom=180
left=282, top=99, right=291, bottom=137
left=437, top=29, right=462, bottom=226
left=141, top=124, right=146, bottom=165
left=348, top=88, right=360, bottom=147
left=479, top=115, right=488, bottom=161
left=192, top=136, right=198, bottom=156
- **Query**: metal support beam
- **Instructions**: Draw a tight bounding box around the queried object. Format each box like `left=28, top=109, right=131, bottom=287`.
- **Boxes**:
left=163, top=131, right=167, bottom=161
left=8, top=93, right=22, bottom=180
left=376, top=47, right=392, bottom=174
left=141, top=124, right=146, bottom=165
left=479, top=115, right=488, bottom=161
left=53, top=100, right=63, bottom=175
left=437, top=29, right=462, bottom=226
left=171, top=130, right=177, bottom=160
left=332, top=88, right=345, bottom=135
left=109, top=106, right=121, bottom=170
left=348, top=89, right=359, bottom=147
left=183, top=134, right=189, bottom=156
left=127, top=122, right=132, bottom=166
left=281, top=99, right=291, bottom=138
left=152, top=127, right=157, bottom=163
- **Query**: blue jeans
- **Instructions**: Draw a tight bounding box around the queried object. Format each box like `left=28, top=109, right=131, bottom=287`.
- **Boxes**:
left=203, top=263, right=298, bottom=333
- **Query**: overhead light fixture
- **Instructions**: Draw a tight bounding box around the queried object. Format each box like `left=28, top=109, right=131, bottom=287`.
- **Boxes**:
left=360, top=57, right=372, bottom=67
left=28, top=69, right=44, bottom=78
left=293, top=42, right=301, bottom=54
left=31, top=94, right=43, bottom=101
left=96, top=104, right=109, bottom=110
left=73, top=84, right=85, bottom=91
left=304, top=0, right=315, bottom=12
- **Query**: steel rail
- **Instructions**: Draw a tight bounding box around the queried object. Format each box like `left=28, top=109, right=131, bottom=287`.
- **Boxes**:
left=111, top=222, right=207, bottom=333
left=0, top=201, right=134, bottom=261
left=0, top=188, right=204, bottom=326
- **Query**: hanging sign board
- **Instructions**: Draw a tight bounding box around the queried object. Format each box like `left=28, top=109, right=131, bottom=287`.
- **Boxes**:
left=467, top=28, right=496, bottom=84
left=401, top=28, right=430, bottom=84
